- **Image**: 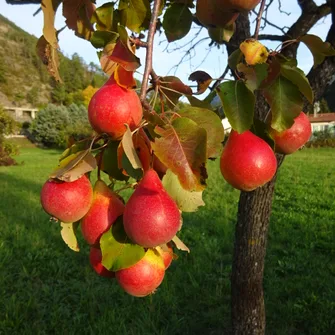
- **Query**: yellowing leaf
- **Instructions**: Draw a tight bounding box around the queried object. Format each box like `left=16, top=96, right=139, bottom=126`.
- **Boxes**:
left=50, top=150, right=97, bottom=182
left=162, top=170, right=205, bottom=212
left=114, top=64, right=137, bottom=89
left=41, top=0, right=61, bottom=48
left=60, top=222, right=80, bottom=252
left=99, top=42, right=118, bottom=75
left=172, top=235, right=190, bottom=253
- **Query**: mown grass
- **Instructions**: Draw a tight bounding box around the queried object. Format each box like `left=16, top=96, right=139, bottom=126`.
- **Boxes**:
left=0, top=146, right=334, bottom=335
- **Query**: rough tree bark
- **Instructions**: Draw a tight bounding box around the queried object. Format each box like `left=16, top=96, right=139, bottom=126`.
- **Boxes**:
left=229, top=2, right=335, bottom=334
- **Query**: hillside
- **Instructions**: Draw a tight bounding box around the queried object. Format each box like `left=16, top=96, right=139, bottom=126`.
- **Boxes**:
left=0, top=14, right=106, bottom=108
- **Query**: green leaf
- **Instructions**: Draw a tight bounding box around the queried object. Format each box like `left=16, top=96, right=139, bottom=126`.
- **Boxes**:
left=280, top=64, right=314, bottom=104
left=119, top=0, right=151, bottom=32
left=208, top=23, right=235, bottom=44
left=178, top=107, right=224, bottom=159
left=162, top=170, right=205, bottom=212
left=186, top=95, right=213, bottom=110
left=163, top=3, right=193, bottom=42
left=60, top=222, right=80, bottom=252
left=101, top=141, right=129, bottom=181
left=216, top=81, right=255, bottom=133
left=228, top=49, right=243, bottom=70
left=263, top=75, right=303, bottom=132
left=90, top=30, right=119, bottom=48
left=237, top=63, right=269, bottom=92
left=100, top=217, right=145, bottom=271
left=300, top=34, right=335, bottom=68
left=91, top=2, right=114, bottom=31
left=151, top=117, right=207, bottom=192
left=50, top=150, right=97, bottom=182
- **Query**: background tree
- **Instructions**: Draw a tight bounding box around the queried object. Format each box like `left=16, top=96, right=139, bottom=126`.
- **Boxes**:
left=5, top=0, right=335, bottom=334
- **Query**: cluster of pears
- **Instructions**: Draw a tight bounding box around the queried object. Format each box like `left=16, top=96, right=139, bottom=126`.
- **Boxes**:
left=220, top=112, right=312, bottom=191
left=40, top=77, right=180, bottom=297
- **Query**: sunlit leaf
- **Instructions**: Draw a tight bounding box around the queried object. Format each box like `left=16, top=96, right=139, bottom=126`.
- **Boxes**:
left=151, top=117, right=207, bottom=192
left=60, top=222, right=80, bottom=252
left=59, top=138, right=92, bottom=162
left=163, top=170, right=205, bottom=212
left=100, top=217, right=146, bottom=271
left=121, top=0, right=151, bottom=32
left=99, top=42, right=118, bottom=75
left=178, top=107, right=224, bottom=158
left=216, top=81, right=255, bottom=133
left=50, top=150, right=97, bottom=182
left=263, top=75, right=303, bottom=132
left=114, top=64, right=136, bottom=89
left=300, top=34, right=335, bottom=68
left=163, top=3, right=193, bottom=42
left=172, top=235, right=190, bottom=253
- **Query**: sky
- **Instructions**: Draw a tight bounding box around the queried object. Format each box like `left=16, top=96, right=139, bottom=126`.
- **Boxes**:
left=0, top=0, right=331, bottom=89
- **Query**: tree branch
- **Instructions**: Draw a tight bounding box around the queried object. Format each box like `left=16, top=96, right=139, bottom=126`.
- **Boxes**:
left=254, top=0, right=267, bottom=39
left=139, top=0, right=162, bottom=103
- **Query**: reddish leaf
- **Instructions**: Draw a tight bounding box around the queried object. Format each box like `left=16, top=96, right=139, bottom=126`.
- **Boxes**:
left=188, top=71, right=213, bottom=95
left=109, top=25, right=141, bottom=71
left=160, top=76, right=192, bottom=108
left=114, top=65, right=137, bottom=89
left=151, top=117, right=207, bottom=192
left=63, top=0, right=95, bottom=39
left=36, top=35, right=62, bottom=82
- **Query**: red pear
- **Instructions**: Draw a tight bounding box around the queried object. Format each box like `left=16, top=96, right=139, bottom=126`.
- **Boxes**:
left=270, top=112, right=312, bottom=154
left=88, top=77, right=143, bottom=140
left=123, top=169, right=181, bottom=248
left=220, top=130, right=277, bottom=191
left=222, top=0, right=261, bottom=11
left=89, top=246, right=115, bottom=278
left=81, top=180, right=124, bottom=246
left=41, top=175, right=93, bottom=223
left=196, top=0, right=239, bottom=28
left=157, top=243, right=174, bottom=269
left=115, top=249, right=165, bottom=297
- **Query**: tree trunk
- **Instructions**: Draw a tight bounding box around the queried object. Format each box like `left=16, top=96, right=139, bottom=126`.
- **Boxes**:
left=231, top=167, right=278, bottom=335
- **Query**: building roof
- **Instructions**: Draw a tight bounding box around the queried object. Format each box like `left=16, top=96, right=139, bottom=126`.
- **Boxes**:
left=308, top=113, right=335, bottom=123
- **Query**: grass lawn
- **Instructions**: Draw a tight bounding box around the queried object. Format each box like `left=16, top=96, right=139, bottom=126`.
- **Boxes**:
left=0, top=146, right=334, bottom=335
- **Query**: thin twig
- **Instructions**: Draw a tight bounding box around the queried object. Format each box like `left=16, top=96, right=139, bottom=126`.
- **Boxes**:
left=140, top=0, right=162, bottom=102
left=254, top=0, right=267, bottom=39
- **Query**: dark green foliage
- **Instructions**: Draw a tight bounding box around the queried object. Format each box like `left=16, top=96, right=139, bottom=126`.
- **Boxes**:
left=30, top=104, right=92, bottom=148
left=306, top=127, right=335, bottom=148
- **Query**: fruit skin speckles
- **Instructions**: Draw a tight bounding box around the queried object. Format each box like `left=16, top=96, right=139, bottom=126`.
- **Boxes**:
left=240, top=39, right=269, bottom=66
left=88, top=76, right=143, bottom=140
left=269, top=112, right=312, bottom=155
left=41, top=175, right=93, bottom=223
left=220, top=130, right=277, bottom=192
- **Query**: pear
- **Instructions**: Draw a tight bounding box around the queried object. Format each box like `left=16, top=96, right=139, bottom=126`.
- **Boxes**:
left=240, top=39, right=269, bottom=65
left=220, top=130, right=277, bottom=191
left=81, top=180, right=124, bottom=246
left=115, top=249, right=165, bottom=297
left=123, top=169, right=181, bottom=248
left=41, top=175, right=93, bottom=223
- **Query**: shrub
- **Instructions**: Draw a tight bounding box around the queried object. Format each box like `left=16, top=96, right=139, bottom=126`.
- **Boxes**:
left=306, top=127, right=335, bottom=148
left=30, top=103, right=92, bottom=148
left=0, top=106, right=18, bottom=166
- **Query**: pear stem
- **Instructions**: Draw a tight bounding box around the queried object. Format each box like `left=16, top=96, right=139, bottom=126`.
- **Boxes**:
left=254, top=0, right=266, bottom=40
